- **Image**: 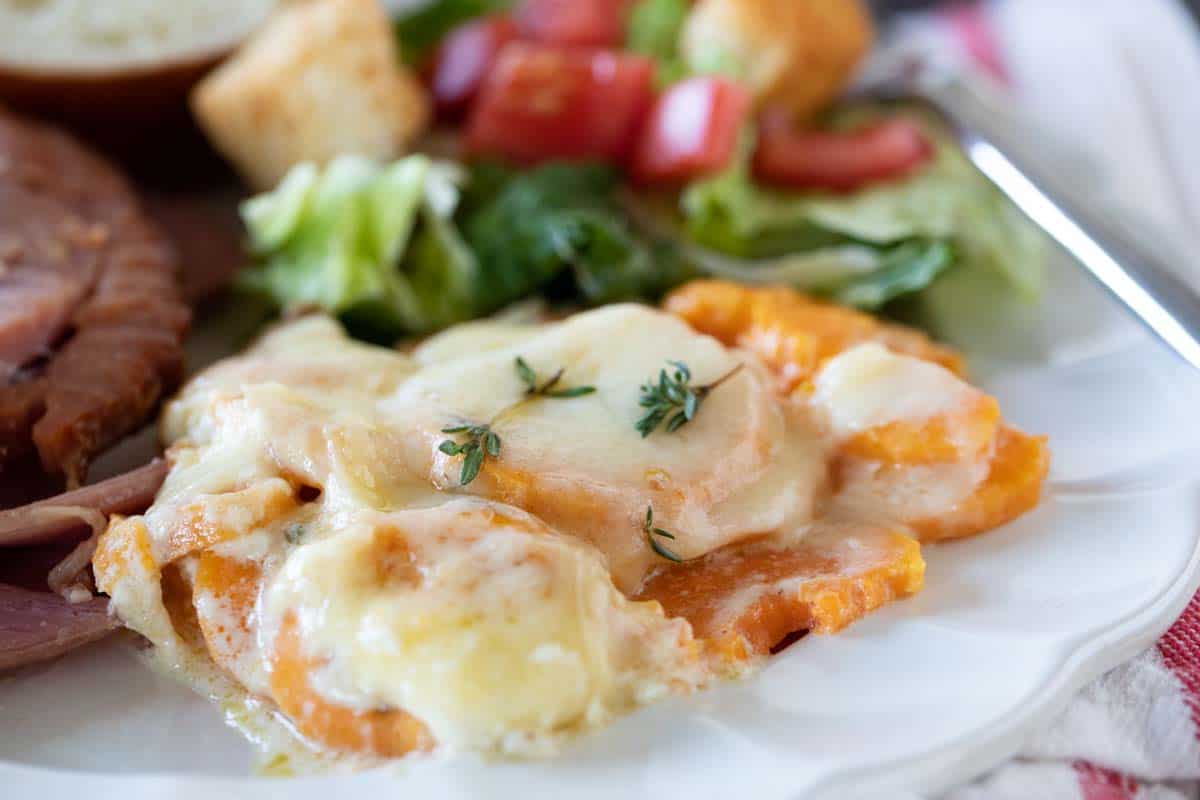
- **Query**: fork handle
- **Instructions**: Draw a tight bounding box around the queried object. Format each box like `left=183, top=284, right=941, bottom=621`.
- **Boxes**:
left=923, top=76, right=1200, bottom=369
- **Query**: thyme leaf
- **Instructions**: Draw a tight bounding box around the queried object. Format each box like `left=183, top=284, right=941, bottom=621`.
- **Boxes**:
left=515, top=356, right=596, bottom=399
left=635, top=360, right=744, bottom=438
left=438, top=422, right=497, bottom=486
left=438, top=358, right=596, bottom=487
left=284, top=523, right=307, bottom=544
left=644, top=504, right=683, bottom=562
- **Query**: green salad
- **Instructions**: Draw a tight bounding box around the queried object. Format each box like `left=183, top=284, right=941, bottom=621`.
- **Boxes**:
left=237, top=0, right=1045, bottom=343
left=240, top=126, right=1043, bottom=339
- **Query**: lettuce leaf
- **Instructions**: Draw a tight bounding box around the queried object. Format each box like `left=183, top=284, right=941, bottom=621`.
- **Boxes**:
left=462, top=162, right=690, bottom=308
left=679, top=120, right=1045, bottom=310
left=828, top=239, right=955, bottom=308
left=239, top=155, right=480, bottom=336
left=240, top=158, right=688, bottom=339
left=240, top=117, right=1040, bottom=342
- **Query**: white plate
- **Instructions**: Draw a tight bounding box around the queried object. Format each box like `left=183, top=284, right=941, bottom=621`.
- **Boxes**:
left=4, top=258, right=1200, bottom=800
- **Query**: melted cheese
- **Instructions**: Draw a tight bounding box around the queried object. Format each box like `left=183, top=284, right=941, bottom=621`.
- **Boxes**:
left=410, top=319, right=540, bottom=365
left=264, top=500, right=701, bottom=754
left=96, top=306, right=1017, bottom=764
left=384, top=304, right=824, bottom=588
left=814, top=344, right=994, bottom=524
left=832, top=458, right=990, bottom=523
left=813, top=343, right=975, bottom=439
left=109, top=309, right=791, bottom=756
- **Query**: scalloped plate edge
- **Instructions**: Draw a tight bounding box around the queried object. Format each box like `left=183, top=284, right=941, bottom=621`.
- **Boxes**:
left=812, top=494, right=1200, bottom=799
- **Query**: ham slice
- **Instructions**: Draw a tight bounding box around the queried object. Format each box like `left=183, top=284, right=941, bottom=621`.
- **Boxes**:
left=0, top=109, right=190, bottom=484
left=0, top=582, right=116, bottom=670
left=0, top=377, right=45, bottom=464
left=0, top=267, right=90, bottom=379
left=0, top=458, right=167, bottom=548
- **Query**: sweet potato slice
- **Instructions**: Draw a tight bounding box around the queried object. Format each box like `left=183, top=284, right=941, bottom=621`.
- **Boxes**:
left=160, top=561, right=205, bottom=650
left=907, top=426, right=1050, bottom=543
left=193, top=553, right=262, bottom=678
left=94, top=516, right=185, bottom=653
left=842, top=394, right=1001, bottom=466
left=163, top=478, right=298, bottom=563
left=93, top=516, right=157, bottom=596
left=664, top=280, right=964, bottom=390
left=637, top=523, right=924, bottom=662
left=269, top=613, right=434, bottom=757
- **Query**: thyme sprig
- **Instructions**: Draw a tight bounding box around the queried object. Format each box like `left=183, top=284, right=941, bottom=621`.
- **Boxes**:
left=515, top=356, right=596, bottom=398
left=438, top=356, right=596, bottom=486
left=438, top=422, right=500, bottom=486
left=635, top=360, right=744, bottom=438
left=644, top=505, right=683, bottom=563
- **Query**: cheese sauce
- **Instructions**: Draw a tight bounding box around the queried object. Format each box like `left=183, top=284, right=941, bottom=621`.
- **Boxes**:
left=384, top=305, right=824, bottom=588
left=264, top=500, right=702, bottom=754
left=96, top=304, right=1020, bottom=763
left=813, top=343, right=977, bottom=440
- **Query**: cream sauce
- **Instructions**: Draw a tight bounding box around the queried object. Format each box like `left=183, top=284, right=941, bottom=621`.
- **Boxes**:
left=98, top=308, right=1004, bottom=761
left=813, top=343, right=977, bottom=439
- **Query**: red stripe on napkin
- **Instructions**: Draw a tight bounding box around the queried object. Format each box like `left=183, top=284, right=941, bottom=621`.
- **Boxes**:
left=1074, top=761, right=1139, bottom=800
left=1157, top=592, right=1200, bottom=735
left=943, top=3, right=1011, bottom=85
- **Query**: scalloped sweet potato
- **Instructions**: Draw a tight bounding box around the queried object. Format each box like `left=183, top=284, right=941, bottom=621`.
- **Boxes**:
left=193, top=553, right=262, bottom=678
left=270, top=613, right=434, bottom=757
left=907, top=426, right=1050, bottom=543
left=842, top=394, right=1001, bottom=466
left=667, top=281, right=1048, bottom=544
left=93, top=516, right=157, bottom=593
left=637, top=523, right=924, bottom=662
left=164, top=478, right=299, bottom=562
left=91, top=285, right=1054, bottom=762
left=664, top=280, right=964, bottom=392
left=191, top=545, right=430, bottom=755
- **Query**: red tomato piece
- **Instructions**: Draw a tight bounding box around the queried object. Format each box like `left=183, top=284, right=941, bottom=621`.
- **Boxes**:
left=429, top=15, right=520, bottom=119
left=632, top=77, right=752, bottom=184
left=753, top=116, right=934, bottom=193
left=466, top=43, right=655, bottom=164
left=515, top=0, right=628, bottom=47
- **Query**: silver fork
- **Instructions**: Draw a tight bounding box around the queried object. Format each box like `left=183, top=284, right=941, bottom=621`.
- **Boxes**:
left=856, top=58, right=1200, bottom=369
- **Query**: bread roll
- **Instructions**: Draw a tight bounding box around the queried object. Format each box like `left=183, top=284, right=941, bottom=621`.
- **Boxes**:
left=0, top=0, right=275, bottom=72
left=0, top=0, right=274, bottom=138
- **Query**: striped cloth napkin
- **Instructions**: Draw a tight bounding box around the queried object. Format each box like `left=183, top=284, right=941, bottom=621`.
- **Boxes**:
left=950, top=599, right=1200, bottom=799
left=892, top=1, right=1200, bottom=797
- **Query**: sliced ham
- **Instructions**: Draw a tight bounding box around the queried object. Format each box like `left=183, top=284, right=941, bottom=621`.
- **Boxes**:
left=0, top=458, right=167, bottom=548
left=0, top=266, right=90, bottom=379
left=0, top=376, right=45, bottom=464
left=0, top=582, right=116, bottom=670
left=46, top=529, right=101, bottom=602
left=0, top=109, right=189, bottom=484
left=34, top=311, right=185, bottom=483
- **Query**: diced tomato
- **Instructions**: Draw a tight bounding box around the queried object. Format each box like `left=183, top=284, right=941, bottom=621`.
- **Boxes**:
left=632, top=77, right=751, bottom=184
left=466, top=43, right=656, bottom=164
left=429, top=15, right=520, bottom=119
left=753, top=116, right=934, bottom=193
left=514, top=0, right=628, bottom=47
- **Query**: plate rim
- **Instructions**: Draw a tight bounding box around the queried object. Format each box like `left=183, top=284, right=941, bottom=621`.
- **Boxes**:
left=811, top=486, right=1200, bottom=798
left=3, top=487, right=1196, bottom=800
left=3, top=342, right=1200, bottom=799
